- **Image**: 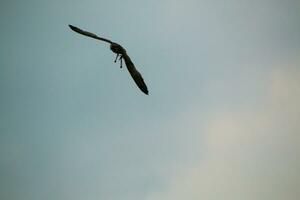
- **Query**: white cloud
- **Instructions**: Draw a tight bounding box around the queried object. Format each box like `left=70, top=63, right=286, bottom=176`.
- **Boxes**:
left=146, top=61, right=300, bottom=200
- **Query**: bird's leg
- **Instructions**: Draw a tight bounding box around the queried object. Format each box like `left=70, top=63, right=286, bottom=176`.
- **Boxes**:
left=119, top=55, right=123, bottom=68
left=114, top=54, right=119, bottom=63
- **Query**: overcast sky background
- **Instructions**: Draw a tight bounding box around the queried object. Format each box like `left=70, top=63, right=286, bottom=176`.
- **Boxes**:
left=1, top=0, right=300, bottom=200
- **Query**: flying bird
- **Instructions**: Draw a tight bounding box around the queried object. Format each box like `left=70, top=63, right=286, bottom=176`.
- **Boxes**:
left=69, top=24, right=149, bottom=95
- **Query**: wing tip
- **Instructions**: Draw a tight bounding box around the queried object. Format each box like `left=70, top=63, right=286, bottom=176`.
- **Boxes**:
left=68, top=24, right=80, bottom=33
left=141, top=87, right=149, bottom=95
left=69, top=24, right=78, bottom=31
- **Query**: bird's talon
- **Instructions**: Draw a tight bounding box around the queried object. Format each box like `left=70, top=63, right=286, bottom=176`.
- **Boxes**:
left=120, top=56, right=123, bottom=68
left=114, top=54, right=119, bottom=63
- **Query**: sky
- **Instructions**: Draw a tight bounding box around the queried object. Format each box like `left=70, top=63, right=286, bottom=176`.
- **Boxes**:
left=0, top=0, right=300, bottom=200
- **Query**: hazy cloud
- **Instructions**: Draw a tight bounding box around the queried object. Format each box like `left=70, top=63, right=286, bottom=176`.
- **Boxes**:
left=146, top=61, right=300, bottom=200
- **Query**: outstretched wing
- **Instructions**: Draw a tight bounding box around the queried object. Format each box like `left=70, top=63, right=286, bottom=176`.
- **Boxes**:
left=123, top=54, right=149, bottom=95
left=69, top=25, right=113, bottom=44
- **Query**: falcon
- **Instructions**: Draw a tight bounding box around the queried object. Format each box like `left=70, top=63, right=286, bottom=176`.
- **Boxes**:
left=69, top=25, right=149, bottom=95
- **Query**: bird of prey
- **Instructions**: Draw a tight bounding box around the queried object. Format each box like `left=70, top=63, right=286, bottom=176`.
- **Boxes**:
left=68, top=25, right=148, bottom=95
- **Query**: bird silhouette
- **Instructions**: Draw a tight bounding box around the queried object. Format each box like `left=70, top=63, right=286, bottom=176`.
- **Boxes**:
left=69, top=25, right=149, bottom=95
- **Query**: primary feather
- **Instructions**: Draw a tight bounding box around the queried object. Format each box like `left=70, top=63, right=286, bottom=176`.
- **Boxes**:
left=69, top=25, right=113, bottom=44
left=123, top=54, right=148, bottom=95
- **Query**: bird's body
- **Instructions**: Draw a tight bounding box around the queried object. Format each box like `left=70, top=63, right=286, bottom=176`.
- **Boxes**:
left=110, top=43, right=126, bottom=54
left=69, top=25, right=149, bottom=95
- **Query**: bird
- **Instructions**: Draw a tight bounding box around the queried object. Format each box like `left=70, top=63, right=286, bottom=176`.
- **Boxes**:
left=68, top=25, right=149, bottom=95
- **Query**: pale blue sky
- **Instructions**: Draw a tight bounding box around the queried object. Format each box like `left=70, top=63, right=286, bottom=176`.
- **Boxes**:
left=1, top=1, right=300, bottom=200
